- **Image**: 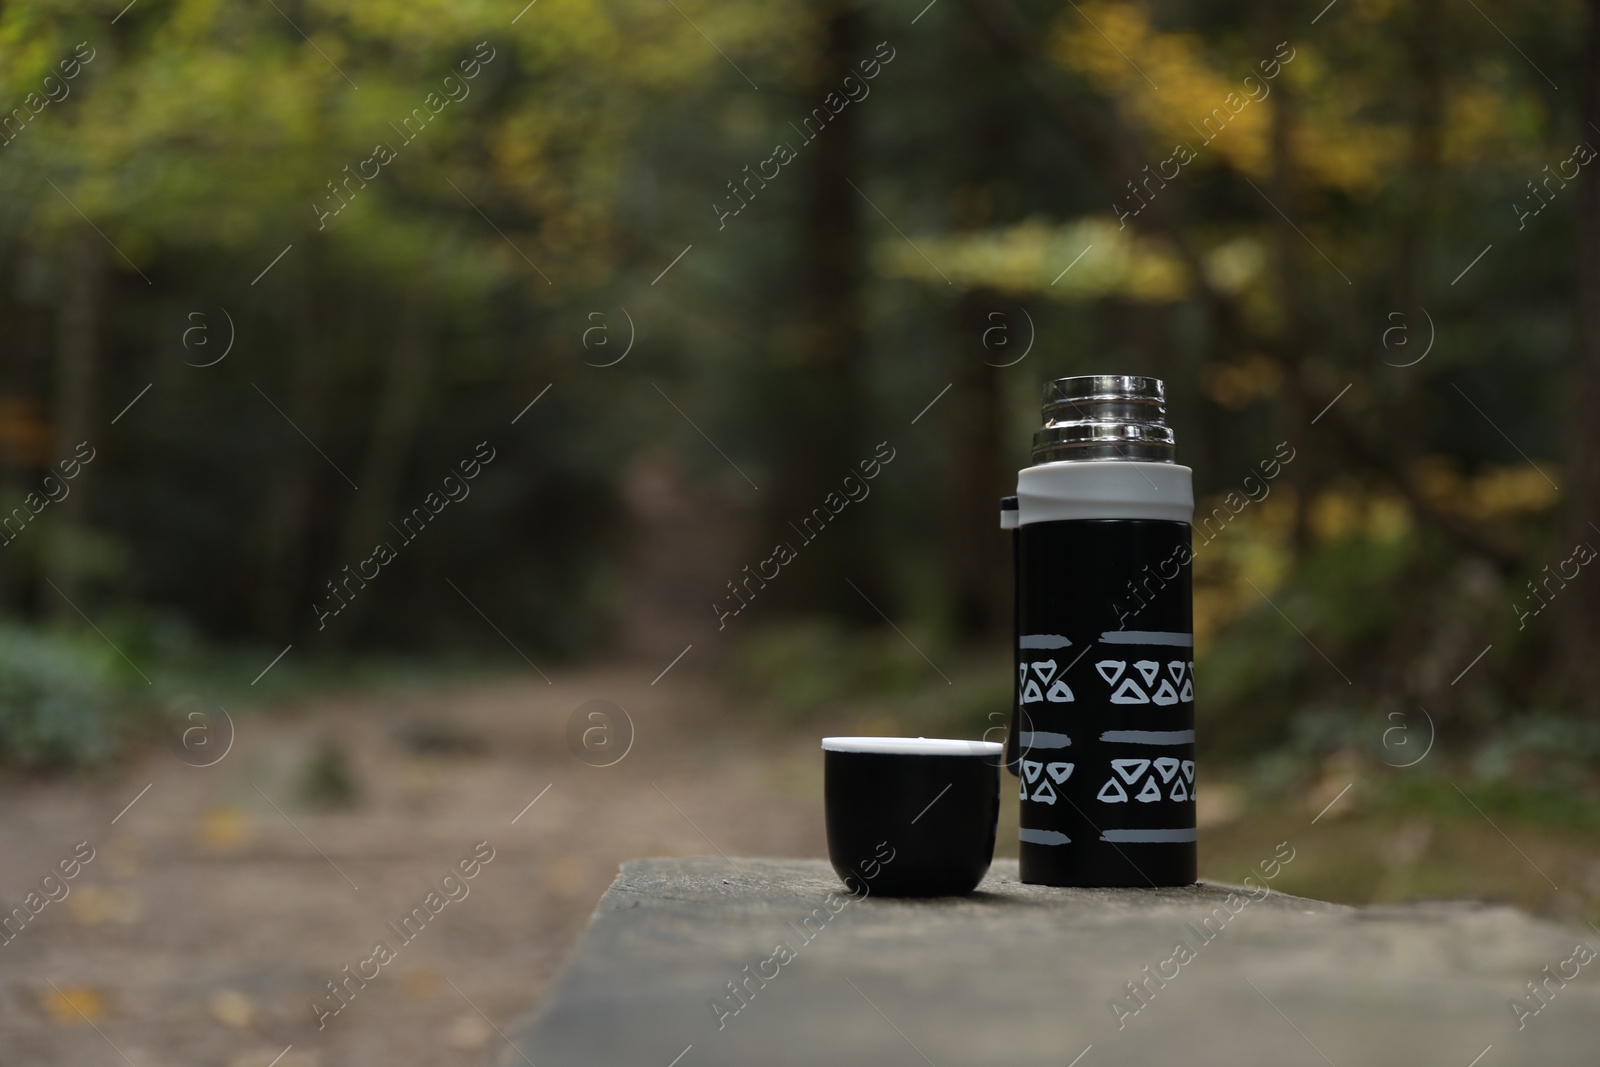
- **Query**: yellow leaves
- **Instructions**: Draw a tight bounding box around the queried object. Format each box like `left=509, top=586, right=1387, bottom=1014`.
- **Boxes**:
left=535, top=0, right=631, bottom=53
left=527, top=0, right=678, bottom=81
left=1050, top=3, right=1275, bottom=177
left=876, top=215, right=1186, bottom=300
left=1053, top=0, right=1159, bottom=89
left=8, top=0, right=765, bottom=281
left=1188, top=466, right=1554, bottom=647
left=877, top=216, right=1273, bottom=303
left=1288, top=69, right=1408, bottom=194
left=485, top=110, right=559, bottom=192
left=1473, top=466, right=1560, bottom=515
left=165, top=0, right=227, bottom=44
left=1412, top=458, right=1560, bottom=522
left=1190, top=483, right=1422, bottom=645
left=1310, top=488, right=1413, bottom=543
left=505, top=0, right=798, bottom=94
left=1445, top=87, right=1512, bottom=164
left=314, top=0, right=524, bottom=51
left=1203, top=354, right=1282, bottom=409
left=1441, top=83, right=1552, bottom=169
left=1191, top=494, right=1294, bottom=646
left=1049, top=2, right=1405, bottom=194
left=1203, top=236, right=1268, bottom=293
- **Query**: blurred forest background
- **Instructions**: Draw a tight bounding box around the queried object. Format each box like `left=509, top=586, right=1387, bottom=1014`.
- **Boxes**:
left=3, top=0, right=1600, bottom=909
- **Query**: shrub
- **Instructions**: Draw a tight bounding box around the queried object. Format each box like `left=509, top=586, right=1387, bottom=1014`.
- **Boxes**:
left=0, top=624, right=122, bottom=766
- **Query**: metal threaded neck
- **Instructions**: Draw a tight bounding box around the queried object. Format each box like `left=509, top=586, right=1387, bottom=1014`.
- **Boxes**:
left=1031, top=375, right=1176, bottom=463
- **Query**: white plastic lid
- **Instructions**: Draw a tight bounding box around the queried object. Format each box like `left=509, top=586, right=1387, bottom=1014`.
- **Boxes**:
left=1015, top=459, right=1193, bottom=525
left=821, top=736, right=1002, bottom=755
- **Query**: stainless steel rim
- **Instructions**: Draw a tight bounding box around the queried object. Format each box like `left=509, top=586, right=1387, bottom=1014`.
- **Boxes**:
left=1032, top=375, right=1176, bottom=463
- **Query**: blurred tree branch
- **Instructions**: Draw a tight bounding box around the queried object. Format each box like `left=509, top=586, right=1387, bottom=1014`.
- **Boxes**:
left=965, top=0, right=1524, bottom=573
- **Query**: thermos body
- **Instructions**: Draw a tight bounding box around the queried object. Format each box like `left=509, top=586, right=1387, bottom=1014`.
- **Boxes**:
left=1007, top=377, right=1197, bottom=888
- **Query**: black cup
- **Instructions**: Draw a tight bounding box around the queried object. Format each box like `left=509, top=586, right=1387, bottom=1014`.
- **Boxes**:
left=823, top=737, right=1002, bottom=897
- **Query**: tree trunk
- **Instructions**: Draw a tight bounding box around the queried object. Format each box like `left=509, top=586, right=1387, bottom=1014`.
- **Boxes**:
left=331, top=297, right=433, bottom=640
left=1395, top=0, right=1441, bottom=317
left=1264, top=0, right=1314, bottom=554
left=1382, top=0, right=1442, bottom=487
left=1560, top=0, right=1600, bottom=715
left=946, top=290, right=1006, bottom=639
left=770, top=0, right=872, bottom=619
left=942, top=12, right=1014, bottom=642
left=48, top=229, right=102, bottom=616
left=255, top=263, right=337, bottom=641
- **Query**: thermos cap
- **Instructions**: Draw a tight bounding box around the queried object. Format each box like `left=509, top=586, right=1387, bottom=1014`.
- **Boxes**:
left=1034, top=375, right=1175, bottom=463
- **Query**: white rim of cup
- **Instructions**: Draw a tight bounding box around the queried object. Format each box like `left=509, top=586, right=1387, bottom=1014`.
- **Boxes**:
left=821, top=736, right=1003, bottom=755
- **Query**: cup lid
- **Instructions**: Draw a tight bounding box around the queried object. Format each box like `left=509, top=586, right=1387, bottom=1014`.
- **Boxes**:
left=821, top=736, right=1002, bottom=755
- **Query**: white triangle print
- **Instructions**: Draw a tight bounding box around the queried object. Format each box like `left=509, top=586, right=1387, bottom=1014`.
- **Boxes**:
left=1110, top=678, right=1150, bottom=704
left=1045, top=678, right=1074, bottom=702
left=1022, top=679, right=1044, bottom=703
left=1134, top=660, right=1160, bottom=687
left=1097, top=777, right=1128, bottom=803
left=1095, top=660, right=1127, bottom=685
left=1151, top=679, right=1180, bottom=706
left=1018, top=663, right=1028, bottom=687
left=1019, top=778, right=1028, bottom=799
left=1112, top=758, right=1150, bottom=784
left=1170, top=777, right=1189, bottom=801
left=1153, top=757, right=1180, bottom=783
left=1022, top=760, right=1043, bottom=783
left=1178, top=677, right=1194, bottom=702
left=1030, top=659, right=1057, bottom=684
left=1030, top=778, right=1057, bottom=804
left=1136, top=776, right=1163, bottom=802
left=1168, top=660, right=1187, bottom=683
left=1180, top=760, right=1195, bottom=782
left=1046, top=761, right=1074, bottom=784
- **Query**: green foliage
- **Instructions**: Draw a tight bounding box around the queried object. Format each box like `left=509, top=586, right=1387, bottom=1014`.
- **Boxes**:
left=727, top=619, right=1008, bottom=740
left=1199, top=535, right=1415, bottom=758
left=729, top=619, right=933, bottom=715
left=0, top=623, right=122, bottom=765
left=297, top=739, right=361, bottom=809
left=1383, top=767, right=1600, bottom=833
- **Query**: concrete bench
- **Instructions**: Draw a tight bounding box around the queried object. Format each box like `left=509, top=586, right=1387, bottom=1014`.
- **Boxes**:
left=505, top=857, right=1598, bottom=1066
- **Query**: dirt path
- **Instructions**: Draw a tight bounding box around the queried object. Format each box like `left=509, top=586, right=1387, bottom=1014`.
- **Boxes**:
left=0, top=667, right=826, bottom=1067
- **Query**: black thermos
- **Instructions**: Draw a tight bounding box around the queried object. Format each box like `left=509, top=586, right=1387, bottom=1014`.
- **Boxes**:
left=1005, top=375, right=1196, bottom=887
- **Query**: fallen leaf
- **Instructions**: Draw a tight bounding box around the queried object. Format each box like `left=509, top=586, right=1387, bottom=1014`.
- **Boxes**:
left=200, top=807, right=254, bottom=849
left=401, top=967, right=440, bottom=999
left=42, top=984, right=107, bottom=1023
left=68, top=885, right=142, bottom=926
left=209, top=989, right=255, bottom=1028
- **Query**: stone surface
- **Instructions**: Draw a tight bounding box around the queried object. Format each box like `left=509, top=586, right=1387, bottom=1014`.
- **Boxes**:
left=504, top=857, right=1600, bottom=1066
